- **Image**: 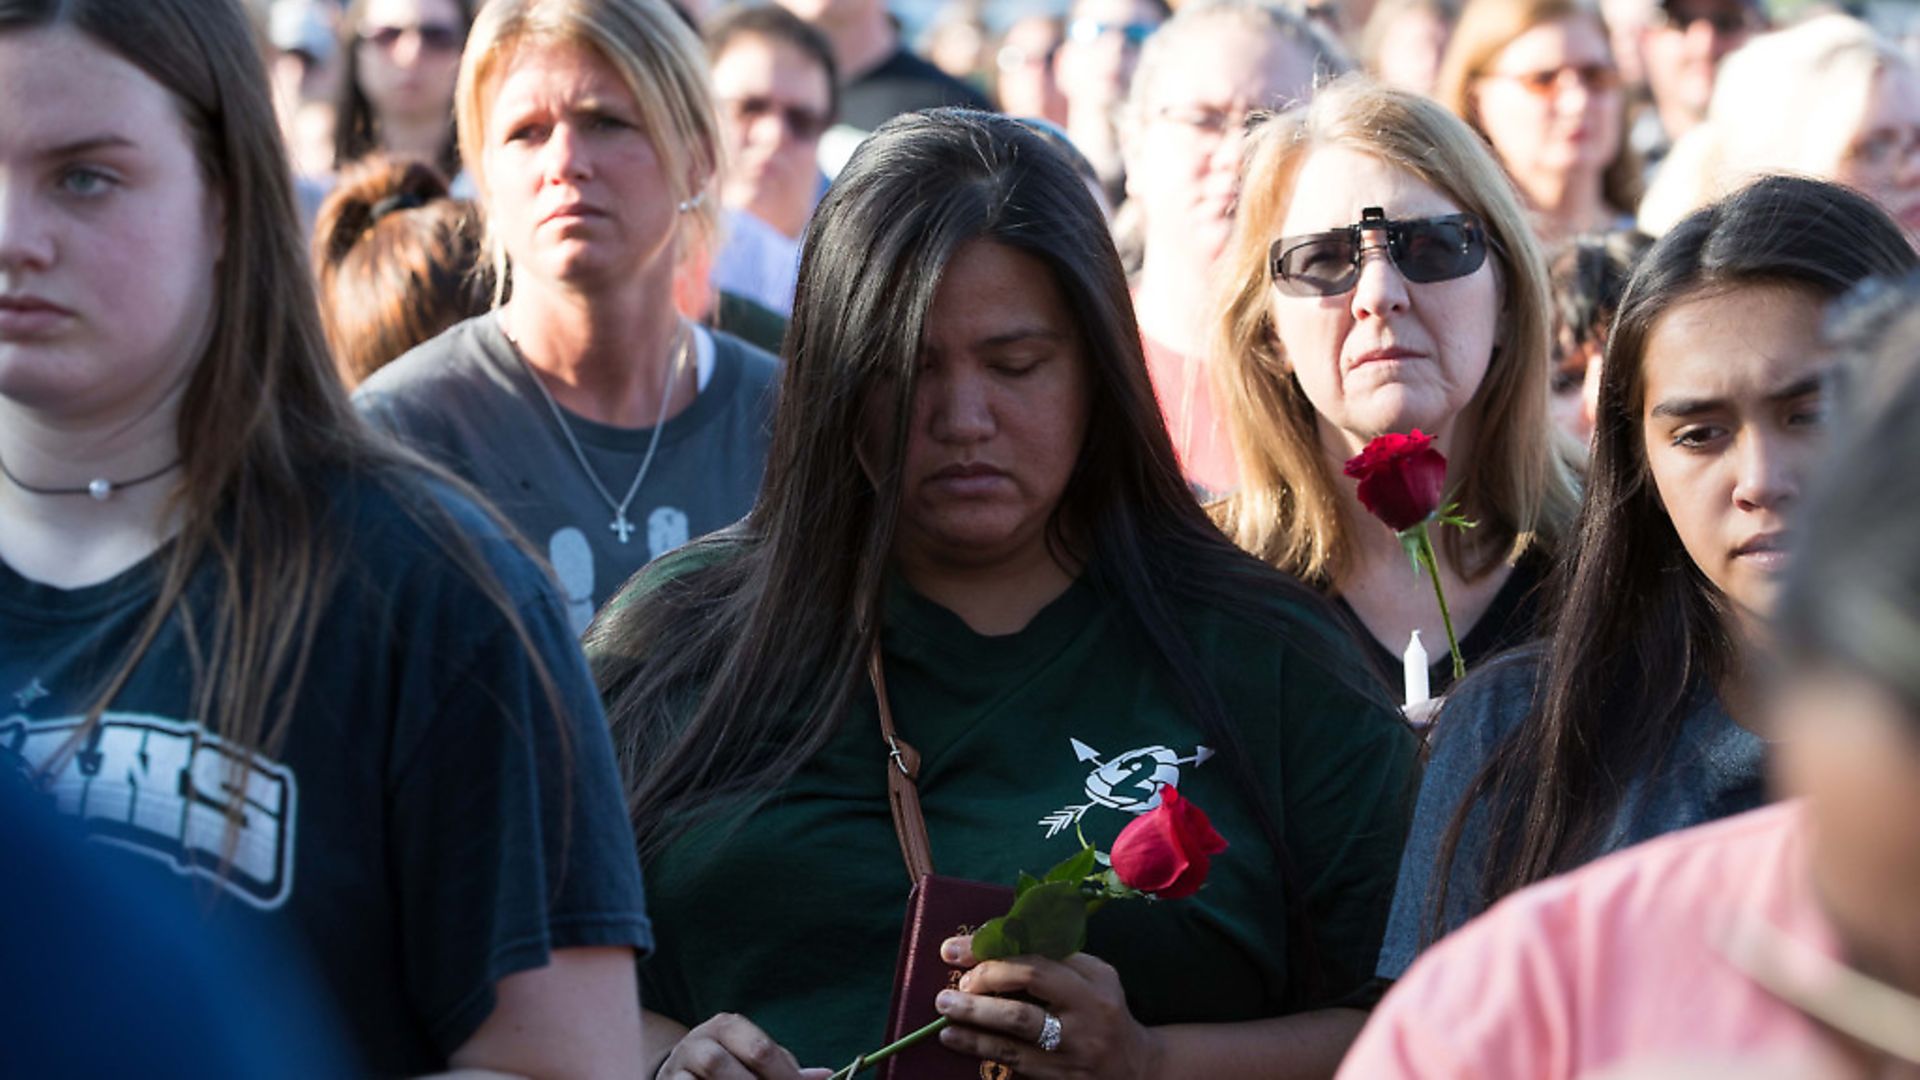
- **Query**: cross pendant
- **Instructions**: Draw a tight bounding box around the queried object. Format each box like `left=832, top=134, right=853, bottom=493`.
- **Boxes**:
left=610, top=511, right=635, bottom=543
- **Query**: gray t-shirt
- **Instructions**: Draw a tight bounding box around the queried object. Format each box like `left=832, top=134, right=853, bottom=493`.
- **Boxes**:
left=1376, top=650, right=1767, bottom=981
left=356, top=314, right=778, bottom=634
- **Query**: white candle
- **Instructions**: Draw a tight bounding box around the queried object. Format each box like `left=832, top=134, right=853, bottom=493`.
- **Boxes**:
left=1404, top=630, right=1431, bottom=708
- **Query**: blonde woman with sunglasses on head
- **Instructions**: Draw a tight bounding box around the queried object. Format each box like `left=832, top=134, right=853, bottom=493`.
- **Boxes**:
left=1212, top=76, right=1578, bottom=702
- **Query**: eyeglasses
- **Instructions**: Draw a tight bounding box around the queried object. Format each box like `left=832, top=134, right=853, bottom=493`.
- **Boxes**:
left=721, top=94, right=832, bottom=142
left=1484, top=63, right=1621, bottom=97
left=359, top=22, right=464, bottom=54
left=1270, top=208, right=1490, bottom=297
left=1653, top=5, right=1760, bottom=35
left=1067, top=18, right=1156, bottom=47
left=1847, top=125, right=1920, bottom=170
left=1154, top=103, right=1261, bottom=138
left=997, top=41, right=1062, bottom=73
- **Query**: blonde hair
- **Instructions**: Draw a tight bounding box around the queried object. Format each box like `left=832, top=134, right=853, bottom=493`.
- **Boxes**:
left=1434, top=0, right=1639, bottom=216
left=454, top=0, right=722, bottom=300
left=1211, top=76, right=1577, bottom=583
left=1638, top=14, right=1910, bottom=235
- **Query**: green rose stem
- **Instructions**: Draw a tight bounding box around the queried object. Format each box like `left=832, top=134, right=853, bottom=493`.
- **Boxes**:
left=1408, top=523, right=1465, bottom=681
left=828, top=1016, right=950, bottom=1079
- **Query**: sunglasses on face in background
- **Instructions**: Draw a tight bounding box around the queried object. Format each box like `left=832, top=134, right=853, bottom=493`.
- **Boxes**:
left=1270, top=208, right=1491, bottom=297
left=722, top=95, right=832, bottom=142
left=1486, top=62, right=1621, bottom=97
left=359, top=22, right=464, bottom=53
left=1653, top=5, right=1760, bottom=35
left=1067, top=18, right=1156, bottom=47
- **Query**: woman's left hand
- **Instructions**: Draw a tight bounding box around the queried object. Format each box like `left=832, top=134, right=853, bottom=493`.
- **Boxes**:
left=932, top=933, right=1165, bottom=1080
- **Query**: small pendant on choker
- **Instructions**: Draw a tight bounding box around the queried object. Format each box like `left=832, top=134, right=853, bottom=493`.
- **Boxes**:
left=0, top=455, right=183, bottom=499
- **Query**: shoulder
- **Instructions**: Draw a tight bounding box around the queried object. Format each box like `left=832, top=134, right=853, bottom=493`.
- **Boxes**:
left=354, top=315, right=512, bottom=420
left=851, top=50, right=992, bottom=107
left=1167, top=567, right=1415, bottom=761
left=324, top=464, right=556, bottom=611
left=1428, top=647, right=1546, bottom=758
left=1348, top=804, right=1807, bottom=1076
left=710, top=328, right=780, bottom=389
left=1405, top=802, right=1803, bottom=982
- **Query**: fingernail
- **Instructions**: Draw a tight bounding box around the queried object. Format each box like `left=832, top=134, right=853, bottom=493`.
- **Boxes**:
left=936, top=991, right=958, bottom=1011
left=942, top=940, right=963, bottom=962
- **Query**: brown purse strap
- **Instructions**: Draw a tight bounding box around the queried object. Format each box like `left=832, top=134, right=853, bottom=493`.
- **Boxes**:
left=868, top=640, right=935, bottom=884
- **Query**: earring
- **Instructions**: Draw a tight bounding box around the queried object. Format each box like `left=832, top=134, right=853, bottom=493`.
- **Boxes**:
left=676, top=192, right=705, bottom=213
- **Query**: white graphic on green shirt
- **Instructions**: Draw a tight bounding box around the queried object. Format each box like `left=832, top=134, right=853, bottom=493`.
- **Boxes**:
left=1038, top=739, right=1214, bottom=838
left=2, top=712, right=298, bottom=910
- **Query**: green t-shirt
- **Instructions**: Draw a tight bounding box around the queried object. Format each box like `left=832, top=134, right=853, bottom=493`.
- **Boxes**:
left=627, top=564, right=1418, bottom=1070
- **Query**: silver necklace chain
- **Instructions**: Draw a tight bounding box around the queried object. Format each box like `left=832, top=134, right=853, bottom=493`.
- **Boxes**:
left=507, top=316, right=693, bottom=545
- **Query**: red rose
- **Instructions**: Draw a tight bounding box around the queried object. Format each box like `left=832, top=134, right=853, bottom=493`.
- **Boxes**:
left=1343, top=429, right=1448, bottom=533
left=1110, top=786, right=1228, bottom=900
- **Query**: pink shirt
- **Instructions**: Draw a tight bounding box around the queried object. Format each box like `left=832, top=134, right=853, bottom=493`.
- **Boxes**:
left=1340, top=803, right=1860, bottom=1078
left=1141, top=333, right=1238, bottom=496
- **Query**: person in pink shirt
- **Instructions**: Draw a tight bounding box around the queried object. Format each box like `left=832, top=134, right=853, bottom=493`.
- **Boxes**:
left=1339, top=271, right=1920, bottom=1079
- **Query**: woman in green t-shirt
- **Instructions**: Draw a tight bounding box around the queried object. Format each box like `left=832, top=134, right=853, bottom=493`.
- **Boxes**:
left=592, top=108, right=1419, bottom=1080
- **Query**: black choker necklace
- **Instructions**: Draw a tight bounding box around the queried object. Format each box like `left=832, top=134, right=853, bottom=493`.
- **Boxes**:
left=0, top=455, right=182, bottom=500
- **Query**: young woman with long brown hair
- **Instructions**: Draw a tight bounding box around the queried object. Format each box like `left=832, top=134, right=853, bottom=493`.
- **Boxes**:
left=1377, top=175, right=1918, bottom=982
left=0, top=0, right=648, bottom=1072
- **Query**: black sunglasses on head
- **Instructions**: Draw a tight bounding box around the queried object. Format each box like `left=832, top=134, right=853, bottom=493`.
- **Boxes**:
left=1270, top=208, right=1490, bottom=297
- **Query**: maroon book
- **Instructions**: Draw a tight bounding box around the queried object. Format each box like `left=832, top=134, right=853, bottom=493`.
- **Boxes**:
left=882, top=874, right=1021, bottom=1080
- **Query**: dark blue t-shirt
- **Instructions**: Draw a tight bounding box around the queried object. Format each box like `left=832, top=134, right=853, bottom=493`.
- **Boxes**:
left=0, top=470, right=652, bottom=1075
left=1376, top=649, right=1767, bottom=980
left=0, top=770, right=351, bottom=1077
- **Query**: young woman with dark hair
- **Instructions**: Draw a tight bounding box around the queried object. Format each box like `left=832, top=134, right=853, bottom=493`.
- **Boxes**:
left=592, top=108, right=1419, bottom=1079
left=1376, top=174, right=1919, bottom=983
left=1342, top=267, right=1920, bottom=1078
left=0, top=0, right=647, bottom=1072
left=332, top=0, right=475, bottom=177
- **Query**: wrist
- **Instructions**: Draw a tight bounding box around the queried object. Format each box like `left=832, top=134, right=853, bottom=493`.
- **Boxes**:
left=1135, top=1024, right=1171, bottom=1080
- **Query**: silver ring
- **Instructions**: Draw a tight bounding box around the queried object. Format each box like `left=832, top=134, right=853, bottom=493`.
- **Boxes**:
left=1036, top=1012, right=1063, bottom=1053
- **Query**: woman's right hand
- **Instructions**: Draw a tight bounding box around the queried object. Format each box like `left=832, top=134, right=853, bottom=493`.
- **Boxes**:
left=654, top=1014, right=833, bottom=1080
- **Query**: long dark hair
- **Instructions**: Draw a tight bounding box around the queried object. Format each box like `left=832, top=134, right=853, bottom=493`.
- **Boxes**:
left=332, top=0, right=475, bottom=175
left=591, top=108, right=1392, bottom=1003
left=1433, top=175, right=1918, bottom=927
